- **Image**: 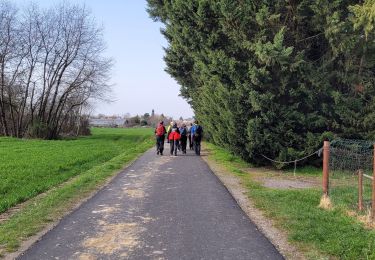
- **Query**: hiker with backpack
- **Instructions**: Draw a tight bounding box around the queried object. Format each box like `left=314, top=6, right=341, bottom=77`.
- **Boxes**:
left=191, top=121, right=203, bottom=155
left=168, top=122, right=181, bottom=156
left=179, top=123, right=188, bottom=154
left=166, top=121, right=173, bottom=143
left=155, top=121, right=166, bottom=155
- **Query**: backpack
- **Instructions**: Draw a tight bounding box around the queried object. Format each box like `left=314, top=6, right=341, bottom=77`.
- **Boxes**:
left=156, top=125, right=165, bottom=136
left=195, top=125, right=202, bottom=136
left=180, top=127, right=187, bottom=136
left=174, top=132, right=181, bottom=140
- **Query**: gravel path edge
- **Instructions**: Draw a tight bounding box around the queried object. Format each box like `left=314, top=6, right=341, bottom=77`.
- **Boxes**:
left=202, top=151, right=306, bottom=260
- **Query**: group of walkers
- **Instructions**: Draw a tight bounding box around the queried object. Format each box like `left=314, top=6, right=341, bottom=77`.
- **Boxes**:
left=155, top=121, right=203, bottom=156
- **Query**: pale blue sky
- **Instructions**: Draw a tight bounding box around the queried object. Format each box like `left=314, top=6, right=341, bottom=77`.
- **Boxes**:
left=13, top=0, right=194, bottom=119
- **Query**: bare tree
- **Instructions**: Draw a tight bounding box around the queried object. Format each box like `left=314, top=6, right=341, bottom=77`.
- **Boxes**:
left=0, top=0, right=18, bottom=136
left=0, top=1, right=112, bottom=138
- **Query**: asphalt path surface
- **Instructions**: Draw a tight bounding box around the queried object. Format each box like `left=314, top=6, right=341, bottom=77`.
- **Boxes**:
left=19, top=145, right=283, bottom=260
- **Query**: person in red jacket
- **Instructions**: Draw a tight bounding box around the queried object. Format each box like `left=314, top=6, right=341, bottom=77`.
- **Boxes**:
left=168, top=122, right=181, bottom=156
left=154, top=121, right=166, bottom=155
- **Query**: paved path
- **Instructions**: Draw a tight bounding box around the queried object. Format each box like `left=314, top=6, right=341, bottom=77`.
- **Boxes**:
left=19, top=147, right=283, bottom=260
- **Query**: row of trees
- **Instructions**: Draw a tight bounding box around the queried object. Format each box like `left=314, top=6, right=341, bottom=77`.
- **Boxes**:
left=147, top=0, right=375, bottom=165
left=0, top=1, right=111, bottom=139
left=125, top=111, right=173, bottom=127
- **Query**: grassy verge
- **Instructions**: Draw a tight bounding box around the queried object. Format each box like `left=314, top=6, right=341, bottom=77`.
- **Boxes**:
left=205, top=142, right=375, bottom=260
left=0, top=128, right=154, bottom=254
left=0, top=127, right=152, bottom=214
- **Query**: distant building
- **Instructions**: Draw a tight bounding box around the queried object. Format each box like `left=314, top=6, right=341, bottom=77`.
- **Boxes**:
left=89, top=118, right=126, bottom=127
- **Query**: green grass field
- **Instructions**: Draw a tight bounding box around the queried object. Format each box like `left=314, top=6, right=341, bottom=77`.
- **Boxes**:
left=0, top=128, right=153, bottom=214
left=205, top=142, right=375, bottom=260
left=0, top=127, right=154, bottom=253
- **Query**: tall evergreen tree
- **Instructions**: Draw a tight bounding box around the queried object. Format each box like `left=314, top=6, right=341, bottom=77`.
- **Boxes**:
left=148, top=0, right=375, bottom=166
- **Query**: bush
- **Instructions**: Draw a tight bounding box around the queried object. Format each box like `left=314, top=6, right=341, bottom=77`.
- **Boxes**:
left=26, top=120, right=50, bottom=139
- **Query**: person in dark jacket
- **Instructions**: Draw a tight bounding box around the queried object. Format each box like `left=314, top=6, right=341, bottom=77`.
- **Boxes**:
left=191, top=121, right=203, bottom=155
left=154, top=121, right=166, bottom=155
left=168, top=122, right=181, bottom=156
left=179, top=123, right=188, bottom=154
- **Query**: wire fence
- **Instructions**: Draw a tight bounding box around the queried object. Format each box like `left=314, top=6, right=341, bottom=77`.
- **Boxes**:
left=330, top=139, right=374, bottom=174
left=324, top=139, right=375, bottom=219
left=260, top=139, right=375, bottom=220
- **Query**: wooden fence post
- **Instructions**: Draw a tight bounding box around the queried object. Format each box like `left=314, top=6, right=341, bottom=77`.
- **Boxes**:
left=358, top=169, right=363, bottom=211
left=323, top=141, right=330, bottom=196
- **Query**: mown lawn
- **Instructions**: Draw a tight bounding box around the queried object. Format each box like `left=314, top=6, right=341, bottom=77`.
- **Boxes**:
left=205, top=142, right=375, bottom=260
left=0, top=128, right=153, bottom=214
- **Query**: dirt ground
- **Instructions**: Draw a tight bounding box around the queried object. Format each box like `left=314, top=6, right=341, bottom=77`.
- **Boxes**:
left=260, top=174, right=320, bottom=190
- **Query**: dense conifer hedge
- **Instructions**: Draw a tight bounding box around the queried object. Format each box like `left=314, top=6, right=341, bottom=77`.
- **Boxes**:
left=148, top=0, right=375, bottom=165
